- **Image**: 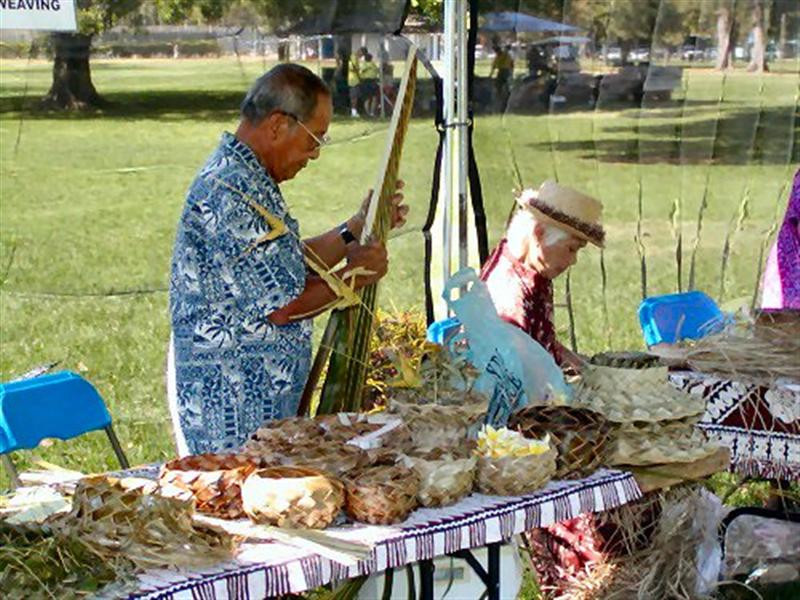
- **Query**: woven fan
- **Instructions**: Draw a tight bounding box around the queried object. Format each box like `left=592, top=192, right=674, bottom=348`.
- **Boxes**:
left=312, top=44, right=419, bottom=416
left=344, top=463, right=420, bottom=524
left=55, top=475, right=233, bottom=569
left=610, top=428, right=720, bottom=466
left=241, top=466, right=345, bottom=529
left=159, top=453, right=258, bottom=519
left=572, top=365, right=704, bottom=423
left=508, top=406, right=612, bottom=478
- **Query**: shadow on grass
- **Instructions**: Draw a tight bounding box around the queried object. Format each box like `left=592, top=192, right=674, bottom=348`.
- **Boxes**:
left=524, top=105, right=800, bottom=165
left=0, top=89, right=245, bottom=122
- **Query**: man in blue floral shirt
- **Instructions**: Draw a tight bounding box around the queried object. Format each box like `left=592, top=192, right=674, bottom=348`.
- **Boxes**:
left=168, top=64, right=408, bottom=455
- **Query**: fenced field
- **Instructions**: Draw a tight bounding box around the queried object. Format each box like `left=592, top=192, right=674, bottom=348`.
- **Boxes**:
left=0, top=56, right=797, bottom=490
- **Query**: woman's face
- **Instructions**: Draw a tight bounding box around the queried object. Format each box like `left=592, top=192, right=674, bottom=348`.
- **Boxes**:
left=530, top=229, right=586, bottom=279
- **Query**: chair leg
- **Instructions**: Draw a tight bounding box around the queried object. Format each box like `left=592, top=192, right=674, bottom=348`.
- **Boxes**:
left=104, top=425, right=130, bottom=470
left=2, top=454, right=22, bottom=489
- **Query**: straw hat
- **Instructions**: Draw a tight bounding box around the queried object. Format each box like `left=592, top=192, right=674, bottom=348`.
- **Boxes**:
left=516, top=181, right=606, bottom=247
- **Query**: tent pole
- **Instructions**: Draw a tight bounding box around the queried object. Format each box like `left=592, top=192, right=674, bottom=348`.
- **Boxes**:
left=442, top=0, right=455, bottom=299
left=457, top=0, right=469, bottom=272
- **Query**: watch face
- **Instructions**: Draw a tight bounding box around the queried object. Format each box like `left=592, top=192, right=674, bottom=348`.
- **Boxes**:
left=340, top=224, right=357, bottom=244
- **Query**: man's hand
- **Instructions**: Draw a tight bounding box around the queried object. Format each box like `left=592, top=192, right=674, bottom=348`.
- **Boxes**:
left=345, top=241, right=388, bottom=288
left=353, top=180, right=409, bottom=234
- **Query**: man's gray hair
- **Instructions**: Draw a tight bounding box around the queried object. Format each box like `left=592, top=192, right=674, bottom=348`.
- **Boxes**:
left=241, top=63, right=330, bottom=124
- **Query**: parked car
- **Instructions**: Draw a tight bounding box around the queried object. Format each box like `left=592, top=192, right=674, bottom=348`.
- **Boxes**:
left=680, top=45, right=705, bottom=61
left=604, top=46, right=623, bottom=66
left=628, top=47, right=650, bottom=63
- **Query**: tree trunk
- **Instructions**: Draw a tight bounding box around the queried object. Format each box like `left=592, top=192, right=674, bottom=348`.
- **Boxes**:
left=779, top=12, right=788, bottom=59
left=715, top=7, right=735, bottom=71
left=747, top=0, right=768, bottom=72
left=41, top=33, right=103, bottom=110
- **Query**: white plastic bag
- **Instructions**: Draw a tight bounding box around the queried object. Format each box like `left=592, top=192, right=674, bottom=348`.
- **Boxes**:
left=443, top=268, right=572, bottom=426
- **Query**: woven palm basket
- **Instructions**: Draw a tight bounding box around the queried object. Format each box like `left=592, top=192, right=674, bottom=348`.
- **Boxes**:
left=241, top=466, right=345, bottom=529
left=475, top=448, right=557, bottom=496
left=285, top=440, right=368, bottom=478
left=254, top=417, right=325, bottom=441
left=159, top=453, right=258, bottom=519
left=508, top=406, right=612, bottom=478
left=390, top=386, right=487, bottom=407
left=389, top=400, right=484, bottom=452
left=344, top=464, right=421, bottom=524
left=242, top=418, right=326, bottom=464
left=404, top=449, right=476, bottom=507
left=317, top=413, right=413, bottom=453
left=57, top=475, right=233, bottom=569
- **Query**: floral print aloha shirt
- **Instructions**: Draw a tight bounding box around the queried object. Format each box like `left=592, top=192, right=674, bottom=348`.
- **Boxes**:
left=169, top=133, right=312, bottom=455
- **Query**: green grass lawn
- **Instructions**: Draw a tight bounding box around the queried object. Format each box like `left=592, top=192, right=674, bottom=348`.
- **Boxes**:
left=0, top=56, right=798, bottom=496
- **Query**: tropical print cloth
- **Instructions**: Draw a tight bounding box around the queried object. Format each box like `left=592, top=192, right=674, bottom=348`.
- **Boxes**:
left=168, top=132, right=312, bottom=455
left=762, top=169, right=800, bottom=309
left=479, top=238, right=563, bottom=365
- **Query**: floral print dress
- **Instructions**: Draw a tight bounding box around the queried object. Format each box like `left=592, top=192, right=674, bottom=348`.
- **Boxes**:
left=168, top=133, right=311, bottom=455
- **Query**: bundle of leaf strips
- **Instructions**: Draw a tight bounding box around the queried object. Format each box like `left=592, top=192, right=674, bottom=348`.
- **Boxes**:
left=317, top=50, right=417, bottom=415
left=56, top=475, right=234, bottom=570
left=563, top=484, right=718, bottom=600
left=0, top=521, right=133, bottom=599
left=676, top=320, right=800, bottom=384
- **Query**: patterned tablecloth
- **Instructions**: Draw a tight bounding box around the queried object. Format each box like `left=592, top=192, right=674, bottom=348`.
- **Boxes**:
left=124, top=469, right=640, bottom=599
left=670, top=371, right=800, bottom=481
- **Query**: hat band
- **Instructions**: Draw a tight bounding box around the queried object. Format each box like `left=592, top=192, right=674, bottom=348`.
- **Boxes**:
left=528, top=196, right=606, bottom=246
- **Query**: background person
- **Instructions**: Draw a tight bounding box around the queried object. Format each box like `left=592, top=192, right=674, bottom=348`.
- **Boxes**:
left=359, top=52, right=380, bottom=117
left=761, top=169, right=800, bottom=309
left=489, top=43, right=514, bottom=111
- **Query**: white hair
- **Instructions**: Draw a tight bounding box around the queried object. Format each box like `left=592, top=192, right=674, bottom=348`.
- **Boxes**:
left=508, top=209, right=570, bottom=248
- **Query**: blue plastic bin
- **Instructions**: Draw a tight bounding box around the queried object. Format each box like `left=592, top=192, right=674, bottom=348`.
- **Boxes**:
left=638, top=291, right=725, bottom=346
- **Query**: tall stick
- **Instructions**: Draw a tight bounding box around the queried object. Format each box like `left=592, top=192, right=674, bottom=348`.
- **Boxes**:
left=318, top=46, right=418, bottom=415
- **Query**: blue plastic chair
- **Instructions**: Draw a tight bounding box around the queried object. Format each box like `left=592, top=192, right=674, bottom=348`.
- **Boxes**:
left=0, top=371, right=129, bottom=488
left=426, top=317, right=462, bottom=345
left=638, top=291, right=725, bottom=346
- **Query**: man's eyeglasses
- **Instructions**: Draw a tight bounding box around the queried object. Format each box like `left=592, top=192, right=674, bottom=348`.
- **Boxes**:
left=277, top=110, right=331, bottom=149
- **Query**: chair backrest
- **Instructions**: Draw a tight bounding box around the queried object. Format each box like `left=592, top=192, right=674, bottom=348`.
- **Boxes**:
left=638, top=290, right=725, bottom=346
left=426, top=317, right=461, bottom=345
left=0, top=371, right=112, bottom=454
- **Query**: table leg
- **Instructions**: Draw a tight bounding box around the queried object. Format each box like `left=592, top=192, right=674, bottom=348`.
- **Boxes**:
left=487, top=542, right=501, bottom=600
left=381, top=568, right=394, bottom=600
left=419, top=559, right=435, bottom=600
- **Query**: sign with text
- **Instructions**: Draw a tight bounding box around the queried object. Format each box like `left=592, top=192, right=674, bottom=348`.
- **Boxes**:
left=0, top=0, right=77, bottom=31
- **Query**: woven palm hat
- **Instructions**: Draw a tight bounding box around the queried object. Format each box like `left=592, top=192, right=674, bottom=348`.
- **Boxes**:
left=516, top=180, right=606, bottom=247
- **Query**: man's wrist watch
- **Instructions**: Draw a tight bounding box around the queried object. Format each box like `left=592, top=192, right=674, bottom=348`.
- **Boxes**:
left=339, top=222, right=357, bottom=245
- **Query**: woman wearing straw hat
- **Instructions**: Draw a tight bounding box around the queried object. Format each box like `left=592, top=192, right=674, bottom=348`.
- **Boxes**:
left=480, top=180, right=605, bottom=371
left=482, top=180, right=610, bottom=595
